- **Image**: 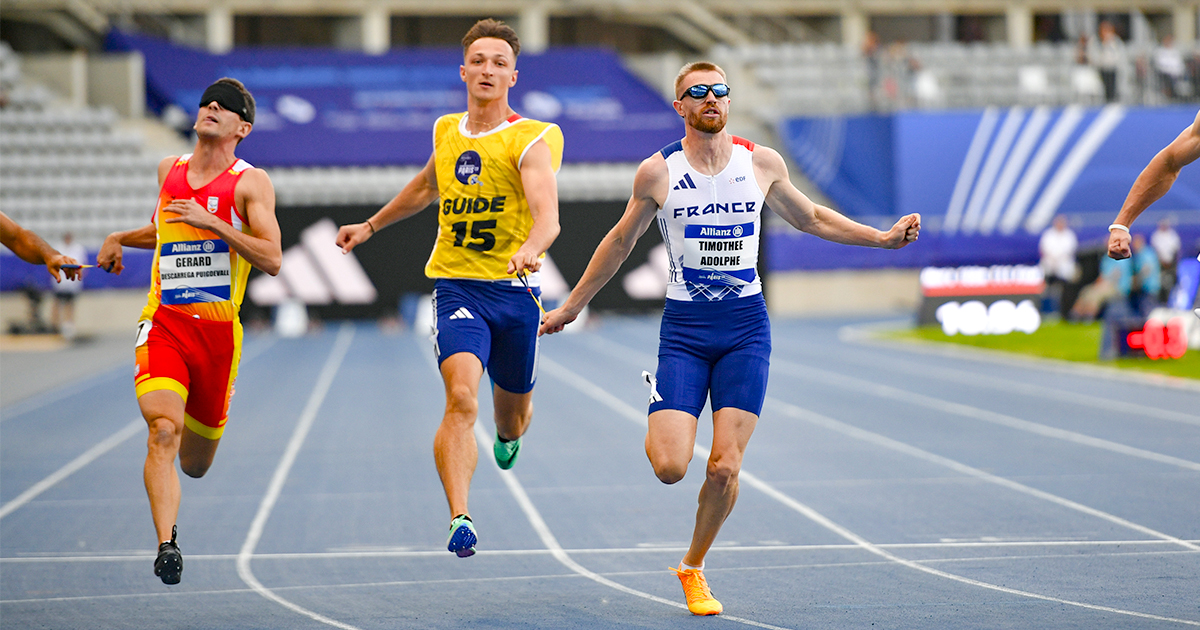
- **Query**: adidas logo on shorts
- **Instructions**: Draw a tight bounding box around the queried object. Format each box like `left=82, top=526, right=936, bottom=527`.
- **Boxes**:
left=448, top=307, right=474, bottom=320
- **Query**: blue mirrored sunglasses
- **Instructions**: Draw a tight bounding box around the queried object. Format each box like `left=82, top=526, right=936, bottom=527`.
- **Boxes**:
left=679, top=83, right=730, bottom=100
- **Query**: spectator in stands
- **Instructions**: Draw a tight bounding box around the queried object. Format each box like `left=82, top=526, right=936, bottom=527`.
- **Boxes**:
left=1038, top=215, right=1078, bottom=315
left=0, top=211, right=80, bottom=283
left=1151, top=217, right=1181, bottom=297
left=1153, top=35, right=1187, bottom=101
left=1108, top=108, right=1200, bottom=260
left=51, top=232, right=87, bottom=339
left=1090, top=21, right=1125, bottom=102
left=1071, top=254, right=1131, bottom=322
left=863, top=31, right=882, bottom=110
left=1130, top=233, right=1162, bottom=314
left=335, top=19, right=561, bottom=561
left=1075, top=33, right=1090, bottom=66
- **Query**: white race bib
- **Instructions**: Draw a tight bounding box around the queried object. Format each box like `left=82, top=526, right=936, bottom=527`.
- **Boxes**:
left=681, top=222, right=756, bottom=286
left=159, top=239, right=232, bottom=304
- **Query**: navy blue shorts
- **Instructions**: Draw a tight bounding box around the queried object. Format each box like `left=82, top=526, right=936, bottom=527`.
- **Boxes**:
left=432, top=278, right=541, bottom=394
left=650, top=293, right=771, bottom=417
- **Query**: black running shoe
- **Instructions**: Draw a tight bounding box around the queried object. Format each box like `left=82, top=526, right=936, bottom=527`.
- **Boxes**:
left=154, top=525, right=182, bottom=585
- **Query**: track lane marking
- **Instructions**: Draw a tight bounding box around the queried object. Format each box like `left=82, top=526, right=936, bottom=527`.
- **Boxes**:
left=771, top=357, right=1200, bottom=471
left=0, top=336, right=281, bottom=520
left=413, top=336, right=793, bottom=630
left=541, top=347, right=1200, bottom=626
left=236, top=324, right=360, bottom=630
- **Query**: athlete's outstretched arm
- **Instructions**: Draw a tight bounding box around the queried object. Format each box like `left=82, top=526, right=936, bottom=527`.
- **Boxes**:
left=1109, top=109, right=1200, bottom=259
left=0, top=211, right=79, bottom=282
left=337, top=153, right=440, bottom=254
left=510, top=138, right=561, bottom=275
left=539, top=156, right=664, bottom=336
left=757, top=146, right=919, bottom=249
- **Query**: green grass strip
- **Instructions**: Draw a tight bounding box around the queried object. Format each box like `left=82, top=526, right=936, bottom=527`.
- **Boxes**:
left=883, top=320, right=1199, bottom=380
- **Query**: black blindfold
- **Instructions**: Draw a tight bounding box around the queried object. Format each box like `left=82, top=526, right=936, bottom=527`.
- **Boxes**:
left=199, top=83, right=252, bottom=123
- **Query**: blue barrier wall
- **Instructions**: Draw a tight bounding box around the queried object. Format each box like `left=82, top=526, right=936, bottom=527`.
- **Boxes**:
left=781, top=105, right=1200, bottom=234
left=107, top=31, right=681, bottom=166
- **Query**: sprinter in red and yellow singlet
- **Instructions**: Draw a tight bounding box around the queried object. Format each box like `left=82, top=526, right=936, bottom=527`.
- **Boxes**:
left=97, top=78, right=281, bottom=586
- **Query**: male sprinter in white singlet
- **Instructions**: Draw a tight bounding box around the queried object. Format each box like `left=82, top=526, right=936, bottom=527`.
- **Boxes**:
left=336, top=19, right=561, bottom=558
left=540, top=62, right=920, bottom=616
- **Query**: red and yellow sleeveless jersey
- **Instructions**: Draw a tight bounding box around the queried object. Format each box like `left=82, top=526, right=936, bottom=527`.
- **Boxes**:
left=426, top=112, right=563, bottom=280
left=140, top=154, right=254, bottom=323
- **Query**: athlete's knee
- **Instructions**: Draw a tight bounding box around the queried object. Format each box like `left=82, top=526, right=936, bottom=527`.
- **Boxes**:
left=645, top=437, right=691, bottom=484
left=705, top=454, right=741, bottom=491
left=145, top=418, right=181, bottom=453
left=444, top=384, right=479, bottom=418
left=178, top=455, right=211, bottom=479
left=648, top=451, right=689, bottom=484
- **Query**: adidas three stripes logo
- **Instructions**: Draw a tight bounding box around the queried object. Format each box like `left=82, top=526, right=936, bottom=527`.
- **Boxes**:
left=672, top=173, right=697, bottom=190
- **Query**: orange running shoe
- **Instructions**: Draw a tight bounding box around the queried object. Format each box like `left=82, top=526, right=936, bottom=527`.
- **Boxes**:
left=670, top=564, right=723, bottom=615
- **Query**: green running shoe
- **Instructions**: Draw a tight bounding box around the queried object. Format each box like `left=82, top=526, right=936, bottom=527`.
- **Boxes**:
left=493, top=432, right=521, bottom=470
left=446, top=515, right=476, bottom=557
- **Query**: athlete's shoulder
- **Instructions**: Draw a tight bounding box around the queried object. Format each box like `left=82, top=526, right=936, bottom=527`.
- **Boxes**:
left=749, top=142, right=788, bottom=181
left=731, top=136, right=756, bottom=151
left=659, top=139, right=684, bottom=159
left=435, top=112, right=467, bottom=134
left=507, top=115, right=559, bottom=139
left=634, top=151, right=669, bottom=195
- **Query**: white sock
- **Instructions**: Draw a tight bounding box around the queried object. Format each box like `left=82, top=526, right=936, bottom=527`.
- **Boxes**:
left=680, top=560, right=703, bottom=572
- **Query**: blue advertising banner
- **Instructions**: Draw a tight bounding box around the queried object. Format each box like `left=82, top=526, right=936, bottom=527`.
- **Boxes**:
left=107, top=31, right=680, bottom=166
left=781, top=105, right=1200, bottom=236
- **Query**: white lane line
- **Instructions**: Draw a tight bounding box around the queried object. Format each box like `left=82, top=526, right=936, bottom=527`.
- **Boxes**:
left=793, top=341, right=1200, bottom=427
left=9, top=544, right=1200, bottom=609
left=6, top=537, right=1198, bottom=564
left=542, top=352, right=1200, bottom=626
left=0, top=335, right=283, bottom=521
left=0, top=418, right=143, bottom=520
left=411, top=336, right=791, bottom=629
left=765, top=399, right=1200, bottom=552
left=476, top=423, right=794, bottom=630
left=771, top=358, right=1200, bottom=472
left=236, top=324, right=360, bottom=630
left=738, top=462, right=1200, bottom=627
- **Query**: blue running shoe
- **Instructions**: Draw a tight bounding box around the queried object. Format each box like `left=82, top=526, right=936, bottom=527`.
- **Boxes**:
left=493, top=432, right=521, bottom=470
left=447, top=515, right=477, bottom=557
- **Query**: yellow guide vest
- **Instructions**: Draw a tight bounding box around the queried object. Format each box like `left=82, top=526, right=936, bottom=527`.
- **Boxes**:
left=426, top=112, right=563, bottom=280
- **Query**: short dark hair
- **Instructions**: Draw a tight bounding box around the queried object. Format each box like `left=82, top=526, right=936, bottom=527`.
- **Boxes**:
left=216, top=77, right=255, bottom=124
left=462, top=18, right=520, bottom=58
left=674, top=62, right=727, bottom=100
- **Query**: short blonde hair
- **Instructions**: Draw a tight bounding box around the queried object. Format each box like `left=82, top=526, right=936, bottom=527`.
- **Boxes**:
left=674, top=62, right=727, bottom=99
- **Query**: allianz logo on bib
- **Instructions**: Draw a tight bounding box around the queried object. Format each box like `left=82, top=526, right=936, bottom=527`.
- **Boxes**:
left=163, top=240, right=228, bottom=255
left=684, top=222, right=755, bottom=239
left=167, top=241, right=209, bottom=254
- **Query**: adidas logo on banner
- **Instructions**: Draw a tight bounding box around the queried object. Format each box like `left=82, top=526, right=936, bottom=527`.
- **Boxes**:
left=672, top=173, right=697, bottom=190
left=448, top=307, right=474, bottom=320
left=247, top=218, right=377, bottom=306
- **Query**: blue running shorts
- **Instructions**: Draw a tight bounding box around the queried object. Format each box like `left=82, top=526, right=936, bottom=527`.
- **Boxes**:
left=650, top=293, right=771, bottom=417
left=432, top=278, right=541, bottom=394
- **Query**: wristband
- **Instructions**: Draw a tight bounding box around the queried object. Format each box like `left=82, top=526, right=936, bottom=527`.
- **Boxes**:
left=1108, top=223, right=1129, bottom=234
left=365, top=218, right=376, bottom=234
